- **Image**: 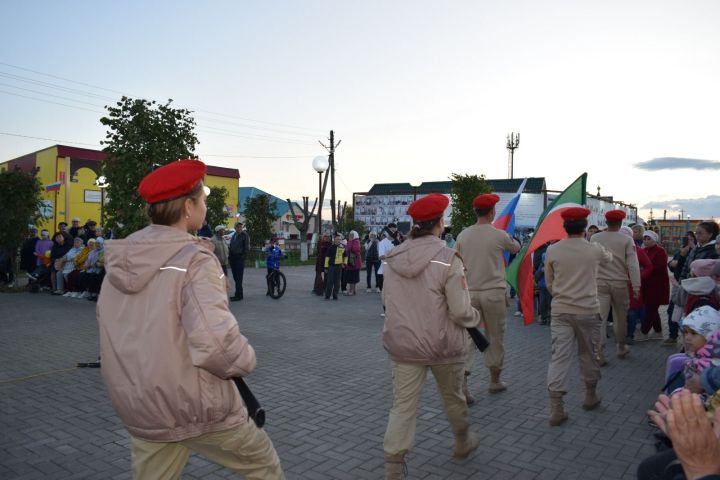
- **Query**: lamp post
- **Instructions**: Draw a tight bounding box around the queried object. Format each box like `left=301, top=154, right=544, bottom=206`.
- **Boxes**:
left=95, top=176, right=109, bottom=227
left=409, top=178, right=422, bottom=202
left=312, top=156, right=329, bottom=237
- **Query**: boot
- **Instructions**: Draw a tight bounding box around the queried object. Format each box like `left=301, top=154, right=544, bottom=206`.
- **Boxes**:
left=452, top=431, right=480, bottom=459
left=548, top=391, right=568, bottom=426
left=488, top=367, right=507, bottom=393
left=583, top=383, right=601, bottom=410
left=463, top=372, right=475, bottom=405
left=384, top=453, right=407, bottom=480
left=616, top=343, right=630, bottom=359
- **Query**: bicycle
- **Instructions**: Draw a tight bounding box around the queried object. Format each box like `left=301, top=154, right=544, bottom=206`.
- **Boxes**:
left=266, top=269, right=286, bottom=299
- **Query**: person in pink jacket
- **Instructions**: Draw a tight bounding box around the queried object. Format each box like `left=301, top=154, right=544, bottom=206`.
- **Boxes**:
left=97, top=160, right=284, bottom=480
left=343, top=230, right=363, bottom=295
left=382, top=194, right=481, bottom=479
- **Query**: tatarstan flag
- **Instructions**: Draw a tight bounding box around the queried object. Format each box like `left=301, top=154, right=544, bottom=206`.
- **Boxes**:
left=506, top=173, right=587, bottom=325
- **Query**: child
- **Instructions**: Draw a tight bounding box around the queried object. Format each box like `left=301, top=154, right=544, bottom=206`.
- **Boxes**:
left=665, top=306, right=720, bottom=393
left=264, top=239, right=282, bottom=296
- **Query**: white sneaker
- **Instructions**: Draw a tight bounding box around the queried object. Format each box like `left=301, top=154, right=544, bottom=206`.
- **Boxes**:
left=514, top=311, right=523, bottom=317
left=78, top=291, right=89, bottom=299
left=63, top=292, right=73, bottom=297
left=380, top=313, right=385, bottom=317
left=374, top=288, right=380, bottom=293
left=366, top=288, right=372, bottom=293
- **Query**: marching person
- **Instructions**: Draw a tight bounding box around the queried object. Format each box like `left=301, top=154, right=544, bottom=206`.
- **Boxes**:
left=591, top=210, right=641, bottom=364
left=544, top=207, right=612, bottom=426
left=382, top=194, right=481, bottom=478
left=97, top=159, right=284, bottom=479
left=456, top=193, right=520, bottom=400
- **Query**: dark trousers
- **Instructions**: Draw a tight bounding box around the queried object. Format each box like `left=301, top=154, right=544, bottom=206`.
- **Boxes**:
left=229, top=256, right=245, bottom=298
left=641, top=304, right=662, bottom=334
left=341, top=268, right=347, bottom=292
left=366, top=260, right=380, bottom=288
left=667, top=303, right=679, bottom=339
left=537, top=287, right=552, bottom=321
left=325, top=265, right=342, bottom=298
left=627, top=306, right=645, bottom=339
left=377, top=273, right=384, bottom=291
left=313, top=271, right=325, bottom=295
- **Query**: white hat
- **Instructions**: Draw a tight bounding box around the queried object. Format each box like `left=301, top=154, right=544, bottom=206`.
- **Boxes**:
left=215, top=225, right=225, bottom=232
left=72, top=217, right=80, bottom=222
left=644, top=231, right=659, bottom=242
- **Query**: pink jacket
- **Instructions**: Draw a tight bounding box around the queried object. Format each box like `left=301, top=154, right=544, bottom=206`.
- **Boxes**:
left=382, top=235, right=480, bottom=364
left=97, top=225, right=256, bottom=442
left=345, top=238, right=362, bottom=271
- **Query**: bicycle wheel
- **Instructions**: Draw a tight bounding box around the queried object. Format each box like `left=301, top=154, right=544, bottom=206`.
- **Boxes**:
left=269, top=271, right=286, bottom=299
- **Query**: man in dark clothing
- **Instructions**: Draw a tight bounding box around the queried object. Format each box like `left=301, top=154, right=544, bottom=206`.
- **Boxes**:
left=198, top=220, right=213, bottom=238
left=20, top=227, right=39, bottom=274
left=69, top=218, right=82, bottom=238
left=385, top=223, right=404, bottom=246
left=229, top=222, right=250, bottom=301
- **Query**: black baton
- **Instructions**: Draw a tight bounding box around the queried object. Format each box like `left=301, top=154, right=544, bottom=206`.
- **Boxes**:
left=467, top=327, right=490, bottom=352
left=233, top=377, right=266, bottom=428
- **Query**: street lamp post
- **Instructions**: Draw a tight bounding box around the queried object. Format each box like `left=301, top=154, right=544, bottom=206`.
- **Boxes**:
left=95, top=176, right=110, bottom=227
left=312, top=156, right=329, bottom=237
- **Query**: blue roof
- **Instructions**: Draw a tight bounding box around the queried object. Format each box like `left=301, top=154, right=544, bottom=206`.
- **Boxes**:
left=238, top=187, right=290, bottom=217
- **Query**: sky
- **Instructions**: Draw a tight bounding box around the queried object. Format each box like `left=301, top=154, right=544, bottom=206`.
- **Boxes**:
left=1, top=0, right=719, bottom=221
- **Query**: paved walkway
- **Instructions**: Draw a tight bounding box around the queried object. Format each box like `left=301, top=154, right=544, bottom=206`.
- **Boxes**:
left=1, top=265, right=669, bottom=479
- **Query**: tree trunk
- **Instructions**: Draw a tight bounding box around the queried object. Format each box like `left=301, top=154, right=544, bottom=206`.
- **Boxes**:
left=299, top=240, right=308, bottom=262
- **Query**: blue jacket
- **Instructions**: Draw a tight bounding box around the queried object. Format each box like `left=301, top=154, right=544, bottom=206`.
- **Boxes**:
left=265, top=245, right=282, bottom=270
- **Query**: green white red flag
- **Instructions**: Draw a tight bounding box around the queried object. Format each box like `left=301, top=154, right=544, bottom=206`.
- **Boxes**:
left=506, top=173, right=587, bottom=325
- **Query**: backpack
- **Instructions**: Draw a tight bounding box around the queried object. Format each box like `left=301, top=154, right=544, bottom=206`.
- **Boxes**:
left=366, top=241, right=379, bottom=263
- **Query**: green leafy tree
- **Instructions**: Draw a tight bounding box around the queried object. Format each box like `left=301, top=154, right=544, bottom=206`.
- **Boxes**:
left=0, top=168, right=43, bottom=274
left=449, top=173, right=491, bottom=237
left=100, top=96, right=199, bottom=238
left=205, top=186, right=229, bottom=229
left=342, top=206, right=366, bottom=237
left=244, top=194, right=276, bottom=248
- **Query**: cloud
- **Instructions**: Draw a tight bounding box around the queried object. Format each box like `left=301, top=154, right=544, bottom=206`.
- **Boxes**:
left=634, top=157, right=720, bottom=171
left=641, top=195, right=720, bottom=219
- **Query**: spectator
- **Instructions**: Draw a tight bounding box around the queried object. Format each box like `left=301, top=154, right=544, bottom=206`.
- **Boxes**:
left=618, top=226, right=653, bottom=344
left=66, top=238, right=95, bottom=297
left=264, top=239, right=282, bottom=296
left=79, top=237, right=105, bottom=301
left=344, top=230, right=362, bottom=296
left=324, top=233, right=347, bottom=300
left=586, top=225, right=599, bottom=240
left=641, top=231, right=671, bottom=343
left=365, top=232, right=381, bottom=292
left=20, top=226, right=38, bottom=275
left=81, top=220, right=98, bottom=243
left=211, top=225, right=229, bottom=275
left=228, top=222, right=249, bottom=301
left=50, top=232, right=73, bottom=294
left=198, top=219, right=213, bottom=238
left=385, top=222, right=404, bottom=246
left=631, top=223, right=645, bottom=247
left=680, top=222, right=719, bottom=281
left=313, top=234, right=331, bottom=295
left=59, top=237, right=85, bottom=296
left=27, top=229, right=53, bottom=281
left=533, top=242, right=553, bottom=325
left=377, top=231, right=395, bottom=292
left=69, top=218, right=82, bottom=238
left=57, top=221, right=68, bottom=234
left=445, top=233, right=456, bottom=248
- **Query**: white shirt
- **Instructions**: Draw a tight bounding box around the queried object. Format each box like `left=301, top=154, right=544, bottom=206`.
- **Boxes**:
left=378, top=238, right=395, bottom=275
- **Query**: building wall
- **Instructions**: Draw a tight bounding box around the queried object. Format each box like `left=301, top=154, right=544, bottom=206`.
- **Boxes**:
left=36, top=147, right=61, bottom=232
left=205, top=174, right=240, bottom=229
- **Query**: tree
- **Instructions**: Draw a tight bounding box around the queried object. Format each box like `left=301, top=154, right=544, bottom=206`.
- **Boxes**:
left=341, top=206, right=366, bottom=237
left=206, top=186, right=229, bottom=229
left=100, top=96, right=199, bottom=238
left=286, top=197, right=317, bottom=261
left=0, top=168, right=42, bottom=275
left=449, top=173, right=491, bottom=237
left=244, top=194, right=276, bottom=249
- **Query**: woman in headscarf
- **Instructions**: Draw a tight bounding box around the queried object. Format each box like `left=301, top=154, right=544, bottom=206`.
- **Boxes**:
left=641, top=231, right=670, bottom=341
left=344, top=230, right=362, bottom=295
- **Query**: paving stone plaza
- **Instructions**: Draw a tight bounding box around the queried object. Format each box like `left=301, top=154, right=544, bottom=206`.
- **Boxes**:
left=1, top=266, right=668, bottom=479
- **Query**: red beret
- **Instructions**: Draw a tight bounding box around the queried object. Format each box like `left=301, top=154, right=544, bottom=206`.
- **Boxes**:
left=139, top=159, right=207, bottom=203
left=407, top=193, right=449, bottom=222
left=473, top=193, right=500, bottom=209
left=605, top=209, right=626, bottom=221
left=561, top=207, right=591, bottom=220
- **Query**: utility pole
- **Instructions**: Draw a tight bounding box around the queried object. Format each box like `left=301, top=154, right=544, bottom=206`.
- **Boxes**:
left=506, top=132, right=520, bottom=179
left=320, top=130, right=341, bottom=231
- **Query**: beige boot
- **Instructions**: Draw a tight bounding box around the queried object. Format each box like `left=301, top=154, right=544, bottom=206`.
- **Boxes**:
left=452, top=431, right=480, bottom=459
left=463, top=372, right=475, bottom=405
left=582, top=382, right=601, bottom=410
left=548, top=391, right=568, bottom=426
left=384, top=453, right=407, bottom=480
left=488, top=367, right=507, bottom=393
left=617, top=342, right=630, bottom=359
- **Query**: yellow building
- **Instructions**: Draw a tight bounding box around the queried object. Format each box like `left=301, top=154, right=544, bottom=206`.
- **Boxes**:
left=0, top=145, right=240, bottom=232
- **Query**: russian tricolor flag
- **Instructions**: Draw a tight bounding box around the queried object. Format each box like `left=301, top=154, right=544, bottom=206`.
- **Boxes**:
left=45, top=182, right=62, bottom=192
left=493, top=178, right=527, bottom=263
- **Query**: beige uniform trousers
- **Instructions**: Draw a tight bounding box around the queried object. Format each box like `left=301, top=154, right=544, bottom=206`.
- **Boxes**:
left=464, top=289, right=506, bottom=372
left=131, top=421, right=284, bottom=480
left=546, top=313, right=602, bottom=393
left=383, top=362, right=468, bottom=456
left=597, top=281, right=630, bottom=349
